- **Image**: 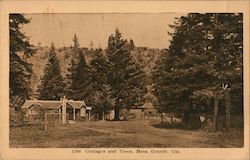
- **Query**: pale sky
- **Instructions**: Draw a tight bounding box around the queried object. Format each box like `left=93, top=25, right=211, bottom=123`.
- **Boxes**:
left=22, top=13, right=186, bottom=49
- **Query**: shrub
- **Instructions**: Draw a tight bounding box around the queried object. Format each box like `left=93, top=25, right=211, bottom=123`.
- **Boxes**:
left=9, top=96, right=24, bottom=127
left=10, top=107, right=24, bottom=127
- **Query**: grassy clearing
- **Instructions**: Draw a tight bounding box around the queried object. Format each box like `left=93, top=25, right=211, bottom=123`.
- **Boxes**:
left=9, top=120, right=243, bottom=148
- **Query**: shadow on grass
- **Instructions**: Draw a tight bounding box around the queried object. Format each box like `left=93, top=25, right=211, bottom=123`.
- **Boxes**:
left=11, top=122, right=45, bottom=130
left=151, top=122, right=184, bottom=129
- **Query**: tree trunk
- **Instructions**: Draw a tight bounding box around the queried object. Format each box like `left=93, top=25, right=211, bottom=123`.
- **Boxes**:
left=170, top=114, right=174, bottom=125
left=114, top=105, right=120, bottom=121
left=183, top=112, right=190, bottom=127
left=186, top=113, right=201, bottom=129
left=225, top=92, right=231, bottom=132
left=214, top=93, right=219, bottom=131
left=161, top=113, right=163, bottom=123
left=102, top=110, right=105, bottom=121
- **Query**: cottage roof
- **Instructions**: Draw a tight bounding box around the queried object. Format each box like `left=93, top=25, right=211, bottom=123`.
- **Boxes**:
left=67, top=100, right=87, bottom=109
left=140, top=102, right=154, bottom=109
left=21, top=101, right=34, bottom=109
left=21, top=100, right=91, bottom=110
left=131, top=102, right=155, bottom=110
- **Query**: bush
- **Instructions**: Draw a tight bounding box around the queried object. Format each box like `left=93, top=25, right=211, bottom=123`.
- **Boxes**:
left=202, top=117, right=214, bottom=132
left=10, top=107, right=24, bottom=127
left=9, top=96, right=24, bottom=127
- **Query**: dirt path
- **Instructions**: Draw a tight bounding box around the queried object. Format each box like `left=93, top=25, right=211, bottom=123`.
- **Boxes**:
left=70, top=120, right=243, bottom=148
left=71, top=120, right=206, bottom=147
left=72, top=124, right=135, bottom=137
left=10, top=120, right=244, bottom=148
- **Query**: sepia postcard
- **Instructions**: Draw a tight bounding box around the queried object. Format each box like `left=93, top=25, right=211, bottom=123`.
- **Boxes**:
left=0, top=0, right=249, bottom=160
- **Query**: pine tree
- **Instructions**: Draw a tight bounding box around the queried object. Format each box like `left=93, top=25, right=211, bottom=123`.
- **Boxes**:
left=65, top=58, right=77, bottom=95
left=65, top=34, right=82, bottom=96
left=38, top=43, right=66, bottom=100
left=9, top=14, right=35, bottom=100
left=89, top=49, right=114, bottom=119
left=153, top=13, right=243, bottom=128
left=210, top=14, right=243, bottom=116
left=66, top=34, right=93, bottom=102
left=107, top=29, right=147, bottom=120
left=91, top=84, right=115, bottom=120
left=68, top=51, right=92, bottom=102
left=90, top=48, right=110, bottom=90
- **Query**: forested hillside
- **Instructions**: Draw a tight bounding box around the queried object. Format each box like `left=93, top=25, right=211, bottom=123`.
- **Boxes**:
left=131, top=47, right=162, bottom=80
left=27, top=45, right=162, bottom=99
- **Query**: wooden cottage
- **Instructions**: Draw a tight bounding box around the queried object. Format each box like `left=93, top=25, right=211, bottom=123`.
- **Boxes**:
left=106, top=102, right=157, bottom=120
left=21, top=97, right=92, bottom=124
left=129, top=102, right=157, bottom=119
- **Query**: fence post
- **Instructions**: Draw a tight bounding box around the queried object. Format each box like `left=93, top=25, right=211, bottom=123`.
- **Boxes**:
left=73, top=108, right=76, bottom=121
left=45, top=113, right=48, bottom=130
left=161, top=113, right=163, bottom=123
left=62, top=96, right=67, bottom=124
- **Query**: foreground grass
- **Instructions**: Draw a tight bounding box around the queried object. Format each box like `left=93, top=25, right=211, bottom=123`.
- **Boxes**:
left=9, top=120, right=243, bottom=148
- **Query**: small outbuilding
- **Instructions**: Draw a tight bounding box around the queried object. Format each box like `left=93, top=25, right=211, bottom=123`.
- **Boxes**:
left=130, top=102, right=157, bottom=119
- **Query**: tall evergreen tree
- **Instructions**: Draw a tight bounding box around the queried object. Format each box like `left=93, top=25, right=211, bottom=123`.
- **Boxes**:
left=9, top=14, right=34, bottom=100
left=153, top=13, right=243, bottom=127
left=38, top=43, right=66, bottom=100
left=89, top=49, right=114, bottom=118
left=68, top=51, right=92, bottom=102
left=90, top=48, right=110, bottom=90
left=65, top=58, right=76, bottom=95
left=209, top=14, right=243, bottom=115
left=91, top=84, right=115, bottom=120
left=65, top=34, right=82, bottom=96
left=107, top=29, right=147, bottom=120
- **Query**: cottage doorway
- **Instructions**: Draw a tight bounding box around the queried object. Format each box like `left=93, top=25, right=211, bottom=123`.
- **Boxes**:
left=66, top=107, right=74, bottom=120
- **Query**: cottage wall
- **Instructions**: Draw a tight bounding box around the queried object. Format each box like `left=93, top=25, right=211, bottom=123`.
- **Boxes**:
left=24, top=105, right=45, bottom=122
